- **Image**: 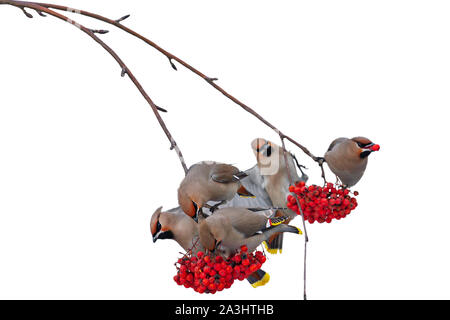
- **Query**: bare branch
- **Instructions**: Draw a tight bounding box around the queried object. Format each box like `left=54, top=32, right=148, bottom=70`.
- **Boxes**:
left=31, top=1, right=321, bottom=167
left=20, top=6, right=33, bottom=18
left=280, top=135, right=309, bottom=300
left=89, top=28, right=109, bottom=34
left=115, top=14, right=130, bottom=24
left=168, top=57, right=177, bottom=71
left=205, top=77, right=219, bottom=84
left=120, top=67, right=127, bottom=77
left=1, top=0, right=186, bottom=174
left=155, top=105, right=167, bottom=113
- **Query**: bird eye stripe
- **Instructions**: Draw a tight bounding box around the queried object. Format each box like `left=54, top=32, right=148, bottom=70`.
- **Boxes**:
left=357, top=142, right=373, bottom=148
left=156, top=221, right=162, bottom=234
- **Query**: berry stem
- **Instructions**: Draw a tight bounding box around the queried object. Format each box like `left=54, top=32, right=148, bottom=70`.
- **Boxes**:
left=280, top=135, right=309, bottom=301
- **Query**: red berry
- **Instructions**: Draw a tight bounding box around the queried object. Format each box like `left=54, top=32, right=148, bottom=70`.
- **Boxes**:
left=208, top=283, right=216, bottom=291
left=371, top=144, right=380, bottom=152
left=249, top=264, right=258, bottom=273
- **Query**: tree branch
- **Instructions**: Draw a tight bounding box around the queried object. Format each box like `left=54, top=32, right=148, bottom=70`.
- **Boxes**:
left=0, top=0, right=188, bottom=175
left=30, top=1, right=322, bottom=167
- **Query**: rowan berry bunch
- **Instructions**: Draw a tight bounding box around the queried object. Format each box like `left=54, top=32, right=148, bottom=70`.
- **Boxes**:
left=174, top=246, right=267, bottom=294
left=287, top=182, right=359, bottom=224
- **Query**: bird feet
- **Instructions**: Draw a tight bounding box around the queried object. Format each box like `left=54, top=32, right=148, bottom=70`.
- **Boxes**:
left=315, top=157, right=326, bottom=166
left=209, top=200, right=226, bottom=213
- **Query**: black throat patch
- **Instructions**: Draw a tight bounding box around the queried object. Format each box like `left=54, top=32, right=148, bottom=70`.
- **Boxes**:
left=360, top=150, right=371, bottom=159
left=158, top=230, right=174, bottom=240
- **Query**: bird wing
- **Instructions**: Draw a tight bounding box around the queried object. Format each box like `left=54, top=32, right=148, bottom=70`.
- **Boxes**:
left=210, top=164, right=242, bottom=183
left=219, top=208, right=267, bottom=236
left=203, top=165, right=274, bottom=217
left=327, top=137, right=347, bottom=152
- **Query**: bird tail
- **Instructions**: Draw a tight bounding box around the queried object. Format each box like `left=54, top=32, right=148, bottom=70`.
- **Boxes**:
left=263, top=214, right=291, bottom=254
left=246, top=269, right=270, bottom=288
left=268, top=216, right=289, bottom=227
left=263, top=233, right=284, bottom=255
left=262, top=224, right=302, bottom=254
left=237, top=185, right=255, bottom=198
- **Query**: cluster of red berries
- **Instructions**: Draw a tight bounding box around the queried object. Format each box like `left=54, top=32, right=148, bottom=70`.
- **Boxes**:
left=287, top=182, right=359, bottom=224
left=174, top=246, right=266, bottom=294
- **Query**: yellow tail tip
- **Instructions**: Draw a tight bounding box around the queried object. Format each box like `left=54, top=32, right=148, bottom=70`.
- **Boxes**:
left=297, top=227, right=303, bottom=235
left=251, top=273, right=271, bottom=288
left=263, top=241, right=281, bottom=254
left=238, top=194, right=256, bottom=199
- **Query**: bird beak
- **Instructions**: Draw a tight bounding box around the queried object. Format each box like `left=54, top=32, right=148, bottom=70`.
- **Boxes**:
left=152, top=231, right=161, bottom=243
left=191, top=202, right=200, bottom=222
left=208, top=239, right=220, bottom=253
left=209, top=242, right=216, bottom=253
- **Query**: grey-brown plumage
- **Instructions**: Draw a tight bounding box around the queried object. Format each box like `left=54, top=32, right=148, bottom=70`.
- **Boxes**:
left=150, top=206, right=202, bottom=253
left=151, top=206, right=272, bottom=287
left=251, top=138, right=307, bottom=219
left=324, top=136, right=380, bottom=187
left=250, top=138, right=308, bottom=254
left=199, top=207, right=302, bottom=255
left=178, top=162, right=254, bottom=219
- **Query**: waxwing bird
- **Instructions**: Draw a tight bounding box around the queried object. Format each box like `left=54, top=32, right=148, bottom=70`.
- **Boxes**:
left=324, top=137, right=380, bottom=187
left=251, top=138, right=308, bottom=254
left=151, top=206, right=201, bottom=253
left=202, top=164, right=275, bottom=217
left=199, top=207, right=302, bottom=254
left=178, top=162, right=254, bottom=220
left=151, top=206, right=271, bottom=288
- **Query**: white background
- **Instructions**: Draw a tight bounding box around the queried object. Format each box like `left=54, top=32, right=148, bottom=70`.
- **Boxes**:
left=0, top=0, right=449, bottom=300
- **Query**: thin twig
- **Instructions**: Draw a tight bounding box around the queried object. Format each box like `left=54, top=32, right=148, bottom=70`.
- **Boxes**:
left=280, top=136, right=309, bottom=300
left=0, top=0, right=188, bottom=175
left=316, top=157, right=328, bottom=185
left=31, top=1, right=323, bottom=167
